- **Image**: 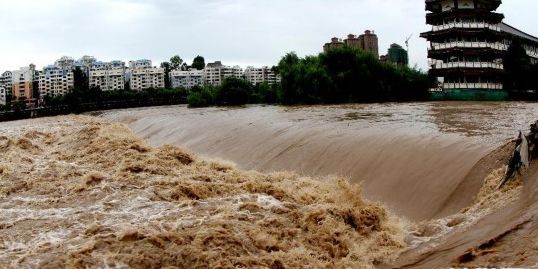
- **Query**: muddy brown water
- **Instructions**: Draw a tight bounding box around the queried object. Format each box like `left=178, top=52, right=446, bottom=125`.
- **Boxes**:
left=100, top=102, right=538, bottom=221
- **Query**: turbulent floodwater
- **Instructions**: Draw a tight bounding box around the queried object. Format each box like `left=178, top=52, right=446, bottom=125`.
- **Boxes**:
left=0, top=116, right=404, bottom=268
left=2, top=101, right=538, bottom=268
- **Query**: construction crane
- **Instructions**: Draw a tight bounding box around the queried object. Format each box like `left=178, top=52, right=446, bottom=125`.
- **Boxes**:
left=405, top=34, right=413, bottom=53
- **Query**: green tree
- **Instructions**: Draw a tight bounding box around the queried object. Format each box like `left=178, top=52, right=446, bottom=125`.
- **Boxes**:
left=192, top=56, right=206, bottom=70
left=504, top=40, right=532, bottom=97
left=73, top=67, right=89, bottom=92
left=170, top=55, right=183, bottom=70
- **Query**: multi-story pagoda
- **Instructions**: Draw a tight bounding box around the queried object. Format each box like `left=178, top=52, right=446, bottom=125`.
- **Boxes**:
left=421, top=0, right=538, bottom=97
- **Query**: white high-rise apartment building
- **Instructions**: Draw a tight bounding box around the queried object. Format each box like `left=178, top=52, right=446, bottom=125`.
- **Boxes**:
left=204, top=61, right=243, bottom=86
left=39, top=65, right=74, bottom=98
left=0, top=85, right=6, bottom=106
left=54, top=56, right=75, bottom=70
left=89, top=61, right=126, bottom=91
left=0, top=71, right=12, bottom=101
left=244, top=66, right=280, bottom=85
left=128, top=60, right=165, bottom=91
left=170, top=69, right=204, bottom=89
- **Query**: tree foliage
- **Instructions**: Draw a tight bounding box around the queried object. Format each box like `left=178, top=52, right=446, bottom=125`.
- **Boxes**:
left=192, top=56, right=206, bottom=70
left=170, top=55, right=184, bottom=71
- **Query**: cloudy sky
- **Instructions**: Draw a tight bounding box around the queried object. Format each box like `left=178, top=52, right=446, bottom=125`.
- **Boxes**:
left=0, top=0, right=537, bottom=72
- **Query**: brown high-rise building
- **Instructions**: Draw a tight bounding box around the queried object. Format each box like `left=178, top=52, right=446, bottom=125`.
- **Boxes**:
left=323, top=37, right=344, bottom=53
left=358, top=30, right=379, bottom=58
left=11, top=64, right=38, bottom=104
left=324, top=30, right=379, bottom=58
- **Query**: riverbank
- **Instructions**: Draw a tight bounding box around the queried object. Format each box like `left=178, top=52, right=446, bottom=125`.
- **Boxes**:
left=0, top=98, right=186, bottom=123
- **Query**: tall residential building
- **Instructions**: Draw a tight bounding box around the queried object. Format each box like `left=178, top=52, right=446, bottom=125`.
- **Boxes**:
left=0, top=85, right=6, bottom=106
left=170, top=69, right=204, bottom=89
left=387, top=43, right=409, bottom=66
left=89, top=61, right=126, bottom=91
left=244, top=66, right=280, bottom=85
left=128, top=60, right=165, bottom=90
left=11, top=65, right=38, bottom=103
left=54, top=56, right=75, bottom=70
left=324, top=30, right=379, bottom=57
left=77, top=56, right=97, bottom=70
left=355, top=30, right=379, bottom=58
left=421, top=0, right=538, bottom=92
left=39, top=65, right=74, bottom=98
left=204, top=61, right=243, bottom=86
left=0, top=71, right=12, bottom=101
left=54, top=55, right=97, bottom=75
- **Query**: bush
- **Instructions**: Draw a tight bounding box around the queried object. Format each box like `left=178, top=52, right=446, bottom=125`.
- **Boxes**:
left=214, top=77, right=252, bottom=105
left=187, top=88, right=214, bottom=108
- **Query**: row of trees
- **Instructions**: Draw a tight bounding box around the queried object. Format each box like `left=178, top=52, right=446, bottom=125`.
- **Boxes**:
left=187, top=78, right=279, bottom=107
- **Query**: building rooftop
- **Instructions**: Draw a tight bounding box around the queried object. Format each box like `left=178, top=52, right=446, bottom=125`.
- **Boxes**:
left=500, top=22, right=538, bottom=44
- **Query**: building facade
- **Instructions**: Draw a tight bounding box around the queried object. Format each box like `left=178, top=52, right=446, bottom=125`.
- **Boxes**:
left=204, top=61, right=243, bottom=86
left=11, top=65, right=38, bottom=103
left=39, top=65, right=74, bottom=98
left=54, top=56, right=75, bottom=70
left=128, top=60, right=165, bottom=91
left=170, top=69, right=204, bottom=89
left=89, top=61, right=126, bottom=91
left=244, top=66, right=280, bottom=85
left=421, top=0, right=538, bottom=92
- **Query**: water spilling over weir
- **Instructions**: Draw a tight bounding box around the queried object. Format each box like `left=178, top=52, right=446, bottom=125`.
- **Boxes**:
left=101, top=102, right=538, bottom=221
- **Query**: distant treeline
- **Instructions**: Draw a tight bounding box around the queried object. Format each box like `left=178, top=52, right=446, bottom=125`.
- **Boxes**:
left=0, top=47, right=433, bottom=116
left=186, top=47, right=433, bottom=107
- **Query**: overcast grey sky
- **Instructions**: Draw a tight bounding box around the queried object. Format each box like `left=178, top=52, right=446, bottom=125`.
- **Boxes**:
left=0, top=0, right=537, bottom=72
